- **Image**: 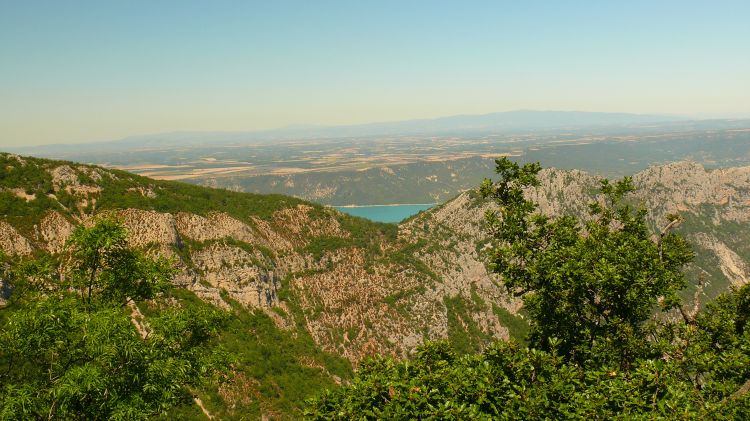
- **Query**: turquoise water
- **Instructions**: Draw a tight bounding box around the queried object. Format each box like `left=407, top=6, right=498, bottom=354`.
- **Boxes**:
left=334, top=204, right=435, bottom=223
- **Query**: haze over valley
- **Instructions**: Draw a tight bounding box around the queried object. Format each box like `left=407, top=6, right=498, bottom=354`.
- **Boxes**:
left=12, top=112, right=750, bottom=207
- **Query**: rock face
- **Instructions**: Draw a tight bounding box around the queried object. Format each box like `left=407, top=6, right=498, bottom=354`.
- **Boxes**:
left=177, top=212, right=265, bottom=246
left=401, top=162, right=750, bottom=339
left=292, top=247, right=419, bottom=361
left=114, top=209, right=295, bottom=310
left=38, top=211, right=75, bottom=253
left=411, top=163, right=750, bottom=302
left=1, top=152, right=748, bottom=364
left=191, top=243, right=279, bottom=308
left=50, top=165, right=79, bottom=189
left=629, top=163, right=750, bottom=293
left=691, top=233, right=749, bottom=286
left=0, top=221, right=33, bottom=256
left=116, top=209, right=180, bottom=247
left=400, top=191, right=515, bottom=337
left=634, top=161, right=750, bottom=225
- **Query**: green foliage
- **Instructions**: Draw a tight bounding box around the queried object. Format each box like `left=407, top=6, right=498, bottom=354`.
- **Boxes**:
left=156, top=282, right=353, bottom=419
left=443, top=296, right=491, bottom=355
left=94, top=168, right=304, bottom=221
left=0, top=220, right=226, bottom=420
left=303, top=236, right=353, bottom=260
left=0, top=153, right=307, bottom=226
left=206, top=306, right=351, bottom=418
left=0, top=297, right=226, bottom=420
left=66, top=218, right=174, bottom=308
left=308, top=281, right=750, bottom=419
left=380, top=239, right=439, bottom=282
left=677, top=284, right=750, bottom=405
left=491, top=305, right=529, bottom=344
left=0, top=154, right=54, bottom=194
left=482, top=157, right=694, bottom=367
left=308, top=159, right=750, bottom=419
left=306, top=332, right=749, bottom=420
left=336, top=213, right=398, bottom=255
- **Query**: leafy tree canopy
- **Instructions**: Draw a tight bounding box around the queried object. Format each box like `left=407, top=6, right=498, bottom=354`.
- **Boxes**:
left=306, top=158, right=750, bottom=419
left=0, top=219, right=227, bottom=420
left=480, top=158, right=694, bottom=366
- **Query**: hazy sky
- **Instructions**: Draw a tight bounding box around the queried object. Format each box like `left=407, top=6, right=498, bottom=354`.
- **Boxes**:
left=1, top=0, right=749, bottom=146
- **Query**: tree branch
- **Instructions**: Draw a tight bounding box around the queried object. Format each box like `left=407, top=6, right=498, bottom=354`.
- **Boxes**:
left=658, top=217, right=682, bottom=262
left=678, top=275, right=705, bottom=325
left=730, top=379, right=750, bottom=401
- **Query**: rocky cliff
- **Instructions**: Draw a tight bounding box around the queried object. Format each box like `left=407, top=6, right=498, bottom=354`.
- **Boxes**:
left=1, top=152, right=748, bottom=366
left=1, top=153, right=493, bottom=363
left=406, top=162, right=750, bottom=312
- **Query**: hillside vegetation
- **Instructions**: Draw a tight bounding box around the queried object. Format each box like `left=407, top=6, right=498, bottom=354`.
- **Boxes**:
left=1, top=152, right=749, bottom=418
left=0, top=152, right=498, bottom=418
left=307, top=158, right=750, bottom=419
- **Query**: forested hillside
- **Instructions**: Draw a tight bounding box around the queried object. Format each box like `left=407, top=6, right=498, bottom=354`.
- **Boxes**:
left=0, top=152, right=507, bottom=418
left=308, top=158, right=750, bottom=419
left=1, top=152, right=749, bottom=418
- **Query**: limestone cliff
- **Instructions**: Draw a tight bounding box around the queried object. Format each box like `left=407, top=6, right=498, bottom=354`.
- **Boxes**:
left=1, top=152, right=748, bottom=365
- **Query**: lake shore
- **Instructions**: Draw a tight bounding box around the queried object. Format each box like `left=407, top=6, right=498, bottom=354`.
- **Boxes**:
left=331, top=203, right=437, bottom=208
left=332, top=204, right=436, bottom=223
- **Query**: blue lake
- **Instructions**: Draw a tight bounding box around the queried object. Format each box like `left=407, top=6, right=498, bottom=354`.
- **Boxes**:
left=334, top=204, right=435, bottom=223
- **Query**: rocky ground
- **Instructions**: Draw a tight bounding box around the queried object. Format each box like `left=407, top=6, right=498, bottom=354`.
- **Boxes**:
left=1, top=153, right=748, bottom=364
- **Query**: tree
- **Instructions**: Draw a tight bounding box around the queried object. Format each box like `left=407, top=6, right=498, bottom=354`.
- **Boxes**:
left=64, top=218, right=172, bottom=309
left=479, top=157, right=694, bottom=367
left=0, top=219, right=227, bottom=420
left=306, top=292, right=750, bottom=419
left=305, top=160, right=750, bottom=419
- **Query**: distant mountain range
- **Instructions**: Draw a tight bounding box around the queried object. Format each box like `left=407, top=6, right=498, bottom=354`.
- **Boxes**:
left=10, top=110, right=689, bottom=154
left=261, top=110, right=684, bottom=138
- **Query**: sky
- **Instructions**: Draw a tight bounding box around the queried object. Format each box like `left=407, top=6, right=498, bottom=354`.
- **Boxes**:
left=1, top=0, right=749, bottom=147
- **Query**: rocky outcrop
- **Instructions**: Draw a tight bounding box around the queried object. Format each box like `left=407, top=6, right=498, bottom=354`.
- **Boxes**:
left=49, top=165, right=103, bottom=212
left=177, top=212, right=262, bottom=245
left=115, top=209, right=180, bottom=247
left=530, top=169, right=598, bottom=217
left=38, top=211, right=75, bottom=253
left=50, top=165, right=79, bottom=189
left=191, top=243, right=279, bottom=308
left=2, top=153, right=749, bottom=365
left=412, top=162, right=750, bottom=305
left=291, top=248, right=435, bottom=361
left=396, top=163, right=750, bottom=359
left=6, top=188, right=36, bottom=202
left=0, top=221, right=33, bottom=256
left=634, top=161, right=750, bottom=225
left=272, top=204, right=349, bottom=242
left=248, top=216, right=294, bottom=251
left=691, top=233, right=749, bottom=286
left=126, top=186, right=157, bottom=198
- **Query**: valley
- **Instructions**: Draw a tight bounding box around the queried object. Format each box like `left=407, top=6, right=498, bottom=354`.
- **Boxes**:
left=4, top=1, right=749, bottom=416
left=12, top=116, right=750, bottom=206
left=1, top=152, right=748, bottom=417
